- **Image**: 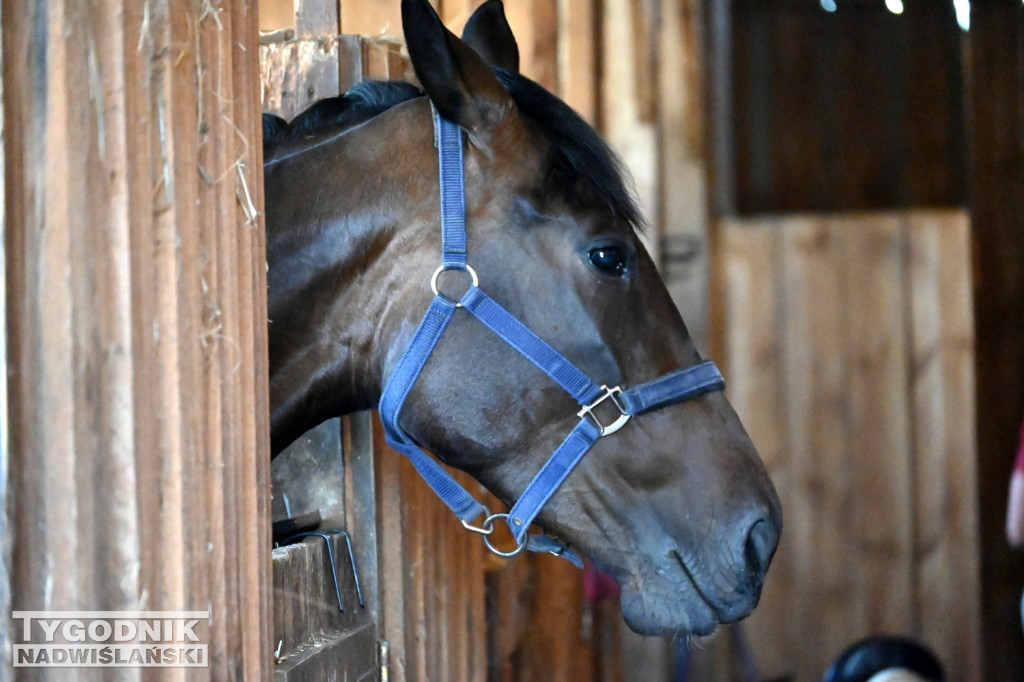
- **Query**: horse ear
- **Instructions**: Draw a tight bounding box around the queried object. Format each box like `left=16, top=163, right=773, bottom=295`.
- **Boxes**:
left=402, top=0, right=513, bottom=138
left=461, top=0, right=520, bottom=73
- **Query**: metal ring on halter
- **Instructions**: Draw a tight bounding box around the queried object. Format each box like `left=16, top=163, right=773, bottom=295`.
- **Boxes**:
left=480, top=513, right=528, bottom=558
left=460, top=507, right=495, bottom=536
left=430, top=264, right=479, bottom=307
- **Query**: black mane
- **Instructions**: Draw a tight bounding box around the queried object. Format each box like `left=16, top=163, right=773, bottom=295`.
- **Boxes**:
left=262, top=80, right=423, bottom=145
left=263, top=73, right=642, bottom=230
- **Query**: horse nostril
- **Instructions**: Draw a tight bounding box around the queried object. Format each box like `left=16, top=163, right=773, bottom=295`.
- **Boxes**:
left=744, top=518, right=778, bottom=581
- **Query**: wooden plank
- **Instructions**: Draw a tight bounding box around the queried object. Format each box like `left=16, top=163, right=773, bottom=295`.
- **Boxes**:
left=658, top=0, right=709, bottom=352
left=906, top=210, right=981, bottom=681
left=844, top=216, right=914, bottom=636
left=344, top=413, right=380, bottom=623
left=272, top=535, right=376, bottom=680
left=231, top=1, right=275, bottom=671
left=373, top=415, right=408, bottom=682
left=340, top=0, right=403, bottom=38
left=902, top=2, right=966, bottom=206
left=402, top=455, right=429, bottom=681
left=764, top=6, right=828, bottom=212
left=715, top=211, right=983, bottom=681
left=361, top=36, right=408, bottom=82
left=295, top=0, right=339, bottom=39
left=718, top=218, right=792, bottom=680
left=520, top=556, right=593, bottom=681
left=198, top=8, right=233, bottom=673
left=630, top=0, right=659, bottom=124
left=728, top=2, right=964, bottom=213
left=968, top=4, right=1024, bottom=680
left=620, top=626, right=666, bottom=682
left=502, top=2, right=535, bottom=80
left=600, top=0, right=659, bottom=264
left=260, top=37, right=343, bottom=119
left=705, top=0, right=735, bottom=217
left=557, top=0, right=597, bottom=123
left=338, top=34, right=366, bottom=92
left=529, top=0, right=560, bottom=93
left=779, top=216, right=857, bottom=681
left=485, top=554, right=533, bottom=680
left=260, top=0, right=297, bottom=32
left=464, top=475, right=488, bottom=681
left=0, top=0, right=8, bottom=662
left=3, top=0, right=270, bottom=678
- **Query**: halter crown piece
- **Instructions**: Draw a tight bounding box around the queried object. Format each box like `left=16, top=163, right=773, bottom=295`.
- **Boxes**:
left=379, top=112, right=726, bottom=567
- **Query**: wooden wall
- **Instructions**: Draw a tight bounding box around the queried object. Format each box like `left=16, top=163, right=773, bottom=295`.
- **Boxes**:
left=968, top=2, right=1024, bottom=680
left=2, top=0, right=271, bottom=678
left=727, top=0, right=966, bottom=214
left=716, top=210, right=980, bottom=681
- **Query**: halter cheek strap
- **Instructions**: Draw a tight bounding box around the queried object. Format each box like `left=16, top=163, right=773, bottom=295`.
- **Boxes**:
left=378, top=112, right=725, bottom=567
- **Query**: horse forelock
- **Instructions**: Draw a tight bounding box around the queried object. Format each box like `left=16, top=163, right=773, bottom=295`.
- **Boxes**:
left=495, top=69, right=644, bottom=233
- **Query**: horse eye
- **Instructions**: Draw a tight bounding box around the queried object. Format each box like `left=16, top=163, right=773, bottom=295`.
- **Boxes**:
left=588, top=246, right=626, bottom=276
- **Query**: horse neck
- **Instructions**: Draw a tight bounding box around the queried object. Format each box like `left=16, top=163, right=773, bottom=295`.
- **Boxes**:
left=265, top=103, right=434, bottom=455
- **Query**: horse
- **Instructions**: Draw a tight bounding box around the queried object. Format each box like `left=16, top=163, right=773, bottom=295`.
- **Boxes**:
left=261, top=0, right=782, bottom=637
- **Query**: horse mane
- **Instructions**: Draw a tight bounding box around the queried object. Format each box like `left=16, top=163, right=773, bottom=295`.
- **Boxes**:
left=263, top=73, right=642, bottom=231
left=263, top=80, right=424, bottom=146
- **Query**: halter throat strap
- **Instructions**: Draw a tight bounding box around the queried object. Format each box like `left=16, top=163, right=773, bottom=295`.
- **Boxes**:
left=378, top=112, right=725, bottom=567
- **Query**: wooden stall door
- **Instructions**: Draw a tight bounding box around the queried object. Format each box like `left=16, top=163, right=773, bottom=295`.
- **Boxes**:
left=716, top=210, right=980, bottom=682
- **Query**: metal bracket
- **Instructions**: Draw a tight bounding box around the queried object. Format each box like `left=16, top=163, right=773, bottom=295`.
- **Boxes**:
left=281, top=529, right=364, bottom=612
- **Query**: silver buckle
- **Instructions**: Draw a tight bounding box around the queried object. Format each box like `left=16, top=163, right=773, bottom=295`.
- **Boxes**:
left=578, top=386, right=631, bottom=437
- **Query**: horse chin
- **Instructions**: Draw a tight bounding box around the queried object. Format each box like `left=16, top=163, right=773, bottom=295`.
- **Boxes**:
left=616, top=569, right=721, bottom=637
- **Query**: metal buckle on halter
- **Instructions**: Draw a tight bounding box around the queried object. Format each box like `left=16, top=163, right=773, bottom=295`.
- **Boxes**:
left=578, top=385, right=631, bottom=437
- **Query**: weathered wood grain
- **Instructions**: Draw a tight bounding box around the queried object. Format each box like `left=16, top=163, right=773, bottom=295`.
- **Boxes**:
left=557, top=0, right=598, bottom=124
left=601, top=0, right=659, bottom=266
left=260, top=37, right=342, bottom=119
left=718, top=218, right=791, bottom=679
left=3, top=0, right=270, bottom=678
left=968, top=4, right=1024, bottom=680
left=717, top=211, right=979, bottom=682
left=907, top=211, right=981, bottom=681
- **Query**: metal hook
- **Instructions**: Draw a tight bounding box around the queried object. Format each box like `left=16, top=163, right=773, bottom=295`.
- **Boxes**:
left=282, top=529, right=363, bottom=612
left=318, top=529, right=364, bottom=608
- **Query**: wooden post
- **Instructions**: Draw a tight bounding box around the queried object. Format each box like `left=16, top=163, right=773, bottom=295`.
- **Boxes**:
left=969, top=2, right=1024, bottom=680
left=1, top=0, right=270, bottom=677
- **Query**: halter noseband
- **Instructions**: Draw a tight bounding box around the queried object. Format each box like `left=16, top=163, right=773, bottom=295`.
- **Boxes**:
left=378, top=112, right=725, bottom=567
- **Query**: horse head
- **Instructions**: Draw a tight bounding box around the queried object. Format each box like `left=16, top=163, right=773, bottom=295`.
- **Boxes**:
left=264, top=0, right=781, bottom=636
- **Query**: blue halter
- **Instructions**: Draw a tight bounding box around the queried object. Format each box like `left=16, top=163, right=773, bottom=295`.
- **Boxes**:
left=378, top=112, right=726, bottom=567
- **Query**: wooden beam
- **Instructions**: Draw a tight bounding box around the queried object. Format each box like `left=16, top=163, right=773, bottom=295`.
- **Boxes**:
left=968, top=2, right=1024, bottom=679
left=295, top=0, right=339, bottom=38
left=907, top=211, right=981, bottom=681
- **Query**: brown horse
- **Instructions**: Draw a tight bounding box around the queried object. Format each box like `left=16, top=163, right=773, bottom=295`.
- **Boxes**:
left=262, top=0, right=781, bottom=636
